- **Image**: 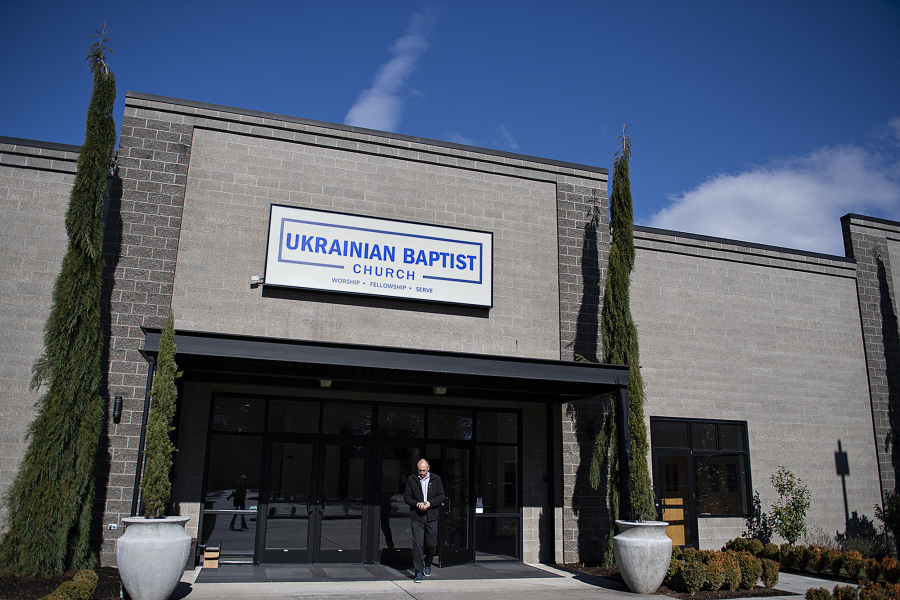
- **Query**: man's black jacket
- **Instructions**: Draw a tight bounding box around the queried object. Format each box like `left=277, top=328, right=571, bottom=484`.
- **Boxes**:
left=403, top=473, right=445, bottom=522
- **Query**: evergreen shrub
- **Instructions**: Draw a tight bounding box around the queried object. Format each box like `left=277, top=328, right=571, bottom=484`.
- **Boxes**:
left=833, top=585, right=860, bottom=600
left=796, top=545, right=812, bottom=570
left=666, top=546, right=683, bottom=584
left=748, top=539, right=765, bottom=556
left=761, top=558, right=780, bottom=588
left=703, top=551, right=727, bottom=591
left=726, top=538, right=751, bottom=552
left=859, top=581, right=898, bottom=600
left=812, top=546, right=831, bottom=573
left=884, top=557, right=900, bottom=584
left=807, top=588, right=833, bottom=600
left=682, top=555, right=708, bottom=594
left=723, top=551, right=742, bottom=591
left=739, top=551, right=763, bottom=589
left=866, top=558, right=884, bottom=582
left=781, top=544, right=797, bottom=569
left=843, top=550, right=865, bottom=580
left=40, top=570, right=98, bottom=600
left=763, top=542, right=781, bottom=561
left=828, top=549, right=845, bottom=576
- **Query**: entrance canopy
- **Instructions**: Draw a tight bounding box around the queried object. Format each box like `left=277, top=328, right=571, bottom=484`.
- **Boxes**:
left=141, top=328, right=629, bottom=403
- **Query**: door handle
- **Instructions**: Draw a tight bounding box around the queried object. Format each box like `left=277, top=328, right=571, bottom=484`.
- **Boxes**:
left=318, top=494, right=325, bottom=514
left=307, top=494, right=314, bottom=514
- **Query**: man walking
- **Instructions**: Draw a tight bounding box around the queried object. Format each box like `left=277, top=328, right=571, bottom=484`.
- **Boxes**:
left=403, top=458, right=445, bottom=583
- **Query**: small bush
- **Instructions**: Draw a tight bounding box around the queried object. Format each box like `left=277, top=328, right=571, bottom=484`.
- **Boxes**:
left=866, top=558, right=884, bottom=582
left=703, top=551, right=727, bottom=591
left=762, top=542, right=780, bottom=561
left=859, top=581, right=900, bottom=600
left=723, top=551, right=742, bottom=591
left=812, top=546, right=831, bottom=573
left=761, top=558, right=780, bottom=588
left=833, top=585, right=860, bottom=600
left=885, top=557, right=900, bottom=584
left=666, top=546, right=683, bottom=584
left=739, top=551, right=763, bottom=589
left=40, top=570, right=98, bottom=600
left=682, top=556, right=709, bottom=594
left=796, top=545, right=812, bottom=570
left=828, top=549, right=845, bottom=576
left=726, top=538, right=751, bottom=553
left=748, top=539, right=765, bottom=556
left=844, top=550, right=865, bottom=580
left=781, top=544, right=797, bottom=569
left=807, top=588, right=833, bottom=600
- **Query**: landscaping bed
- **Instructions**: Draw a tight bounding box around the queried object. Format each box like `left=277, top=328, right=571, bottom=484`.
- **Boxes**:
left=0, top=567, right=121, bottom=600
left=560, top=564, right=797, bottom=599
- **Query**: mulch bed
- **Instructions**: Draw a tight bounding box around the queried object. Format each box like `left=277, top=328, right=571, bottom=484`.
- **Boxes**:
left=0, top=567, right=121, bottom=600
left=560, top=564, right=797, bottom=599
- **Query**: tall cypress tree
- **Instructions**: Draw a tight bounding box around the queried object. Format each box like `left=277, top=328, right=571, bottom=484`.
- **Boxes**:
left=140, top=313, right=181, bottom=519
left=0, top=26, right=116, bottom=577
left=590, top=127, right=655, bottom=564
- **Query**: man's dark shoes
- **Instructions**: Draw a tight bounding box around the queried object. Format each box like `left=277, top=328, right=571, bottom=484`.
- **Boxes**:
left=424, top=566, right=432, bottom=577
left=414, top=572, right=423, bottom=583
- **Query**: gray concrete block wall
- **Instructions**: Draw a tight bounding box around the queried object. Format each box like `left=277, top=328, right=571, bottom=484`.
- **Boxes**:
left=560, top=396, right=608, bottom=563
left=96, top=92, right=608, bottom=564
left=0, top=140, right=78, bottom=521
left=632, top=227, right=881, bottom=550
left=842, top=215, right=900, bottom=500
left=172, top=129, right=561, bottom=357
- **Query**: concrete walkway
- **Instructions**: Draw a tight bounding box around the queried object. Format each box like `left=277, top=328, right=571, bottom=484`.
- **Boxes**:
left=168, top=564, right=843, bottom=600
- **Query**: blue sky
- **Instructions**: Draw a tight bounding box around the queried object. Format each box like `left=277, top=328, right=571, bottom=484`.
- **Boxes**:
left=2, top=1, right=899, bottom=256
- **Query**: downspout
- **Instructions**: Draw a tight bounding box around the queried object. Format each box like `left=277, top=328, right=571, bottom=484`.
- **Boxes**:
left=130, top=358, right=156, bottom=516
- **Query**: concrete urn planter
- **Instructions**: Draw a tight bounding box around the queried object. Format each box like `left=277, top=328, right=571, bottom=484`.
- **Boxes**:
left=613, top=520, right=672, bottom=595
left=116, top=516, right=191, bottom=600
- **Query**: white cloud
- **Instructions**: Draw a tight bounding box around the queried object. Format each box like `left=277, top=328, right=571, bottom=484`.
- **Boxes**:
left=446, top=132, right=477, bottom=146
left=344, top=10, right=435, bottom=132
left=496, top=124, right=519, bottom=151
left=645, top=144, right=900, bottom=256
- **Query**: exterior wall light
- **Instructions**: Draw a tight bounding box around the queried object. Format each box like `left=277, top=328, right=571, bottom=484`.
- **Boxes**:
left=433, top=387, right=447, bottom=395
left=113, top=395, right=123, bottom=423
left=319, top=379, right=332, bottom=388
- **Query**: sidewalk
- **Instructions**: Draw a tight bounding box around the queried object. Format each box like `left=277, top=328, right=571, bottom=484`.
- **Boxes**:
left=169, top=563, right=841, bottom=600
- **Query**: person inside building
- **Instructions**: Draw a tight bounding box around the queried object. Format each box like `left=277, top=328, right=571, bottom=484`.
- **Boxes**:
left=403, top=459, right=445, bottom=583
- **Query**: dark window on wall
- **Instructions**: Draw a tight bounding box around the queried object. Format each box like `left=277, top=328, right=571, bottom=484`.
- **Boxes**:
left=651, top=418, right=751, bottom=517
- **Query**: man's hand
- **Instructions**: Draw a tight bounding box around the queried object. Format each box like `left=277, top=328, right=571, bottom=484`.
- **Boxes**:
left=416, top=501, right=430, bottom=510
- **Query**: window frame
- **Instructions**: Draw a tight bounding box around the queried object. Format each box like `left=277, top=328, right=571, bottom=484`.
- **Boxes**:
left=650, top=417, right=752, bottom=519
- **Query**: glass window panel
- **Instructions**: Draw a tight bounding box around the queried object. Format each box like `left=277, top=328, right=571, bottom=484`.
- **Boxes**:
left=476, top=445, right=518, bottom=513
left=378, top=406, right=424, bottom=439
left=691, top=422, right=717, bottom=451
left=695, top=455, right=749, bottom=515
left=265, top=442, right=314, bottom=550
left=211, top=396, right=265, bottom=432
left=442, top=447, right=470, bottom=550
left=719, top=423, right=745, bottom=452
left=379, top=446, right=421, bottom=554
left=476, top=411, right=517, bottom=443
left=428, top=408, right=473, bottom=440
left=322, top=403, right=372, bottom=436
left=202, top=434, right=263, bottom=560
left=475, top=517, right=519, bottom=559
left=268, top=399, right=319, bottom=434
left=320, top=444, right=365, bottom=550
left=651, top=420, right=689, bottom=448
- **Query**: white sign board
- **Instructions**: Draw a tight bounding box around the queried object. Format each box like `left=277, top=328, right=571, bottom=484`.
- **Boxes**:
left=264, top=205, right=493, bottom=307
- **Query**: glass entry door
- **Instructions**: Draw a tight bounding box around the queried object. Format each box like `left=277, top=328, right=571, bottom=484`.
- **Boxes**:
left=439, top=445, right=473, bottom=566
left=262, top=439, right=369, bottom=563
left=654, top=453, right=696, bottom=547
